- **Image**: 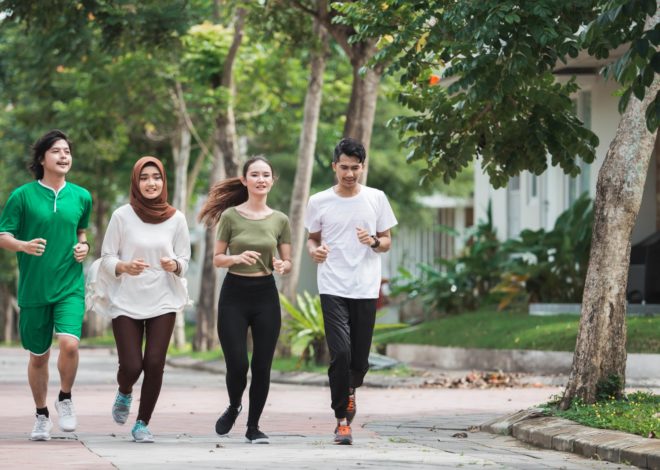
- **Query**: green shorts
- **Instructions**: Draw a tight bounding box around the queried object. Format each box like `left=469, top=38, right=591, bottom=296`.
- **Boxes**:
left=19, top=296, right=85, bottom=355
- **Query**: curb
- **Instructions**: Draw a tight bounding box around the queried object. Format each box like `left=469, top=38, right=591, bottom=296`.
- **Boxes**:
left=385, top=344, right=660, bottom=382
left=481, top=409, right=660, bottom=469
left=165, top=357, right=430, bottom=389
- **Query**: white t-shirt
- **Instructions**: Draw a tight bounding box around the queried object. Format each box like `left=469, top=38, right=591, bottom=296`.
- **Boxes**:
left=305, top=185, right=397, bottom=299
left=98, top=204, right=191, bottom=319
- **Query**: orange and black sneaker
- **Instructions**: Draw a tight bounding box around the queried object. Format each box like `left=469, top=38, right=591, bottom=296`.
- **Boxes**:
left=346, top=391, right=356, bottom=425
left=334, top=424, right=353, bottom=445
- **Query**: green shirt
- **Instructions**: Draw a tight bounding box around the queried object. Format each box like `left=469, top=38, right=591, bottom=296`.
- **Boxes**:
left=217, top=207, right=291, bottom=275
left=0, top=181, right=92, bottom=307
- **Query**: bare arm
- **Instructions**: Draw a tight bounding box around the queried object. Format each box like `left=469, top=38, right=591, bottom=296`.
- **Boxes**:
left=0, top=233, right=46, bottom=256
left=273, top=243, right=292, bottom=275
left=373, top=229, right=392, bottom=253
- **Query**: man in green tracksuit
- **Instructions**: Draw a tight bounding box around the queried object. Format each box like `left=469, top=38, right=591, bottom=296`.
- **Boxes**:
left=0, top=130, right=92, bottom=441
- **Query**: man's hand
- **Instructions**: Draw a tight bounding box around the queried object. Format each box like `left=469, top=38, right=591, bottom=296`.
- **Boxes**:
left=73, top=242, right=89, bottom=263
left=311, top=242, right=330, bottom=264
left=356, top=227, right=373, bottom=246
left=23, top=238, right=47, bottom=256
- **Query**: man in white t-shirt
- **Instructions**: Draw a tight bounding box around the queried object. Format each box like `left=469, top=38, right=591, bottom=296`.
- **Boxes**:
left=305, top=138, right=397, bottom=445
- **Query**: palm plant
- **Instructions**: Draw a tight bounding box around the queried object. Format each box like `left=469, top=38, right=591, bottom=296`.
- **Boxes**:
left=280, top=292, right=328, bottom=365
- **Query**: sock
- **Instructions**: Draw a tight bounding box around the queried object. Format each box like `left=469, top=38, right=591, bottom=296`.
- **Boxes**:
left=58, top=391, right=72, bottom=402
left=36, top=407, right=49, bottom=418
left=338, top=418, right=348, bottom=426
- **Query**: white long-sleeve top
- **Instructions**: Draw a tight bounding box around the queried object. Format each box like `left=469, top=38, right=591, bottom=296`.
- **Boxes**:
left=100, top=204, right=191, bottom=320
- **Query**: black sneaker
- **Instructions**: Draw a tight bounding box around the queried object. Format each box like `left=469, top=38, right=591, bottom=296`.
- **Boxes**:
left=215, top=404, right=242, bottom=435
left=245, top=426, right=269, bottom=444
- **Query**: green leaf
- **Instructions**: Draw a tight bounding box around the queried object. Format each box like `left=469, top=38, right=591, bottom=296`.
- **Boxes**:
left=645, top=94, right=660, bottom=132
left=619, top=87, right=633, bottom=114
left=632, top=78, right=646, bottom=101
left=650, top=52, right=660, bottom=73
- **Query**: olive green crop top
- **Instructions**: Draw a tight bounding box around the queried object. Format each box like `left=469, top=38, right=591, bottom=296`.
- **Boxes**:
left=217, top=207, right=291, bottom=274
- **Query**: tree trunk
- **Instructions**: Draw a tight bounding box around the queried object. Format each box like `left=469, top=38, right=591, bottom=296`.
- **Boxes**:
left=171, top=84, right=192, bottom=213
left=293, top=2, right=385, bottom=183
left=560, top=39, right=660, bottom=407
left=170, top=90, right=192, bottom=350
left=343, top=55, right=382, bottom=183
left=193, top=7, right=245, bottom=351
left=281, top=16, right=328, bottom=302
left=0, top=283, right=18, bottom=343
left=194, top=143, right=225, bottom=352
left=82, top=195, right=109, bottom=338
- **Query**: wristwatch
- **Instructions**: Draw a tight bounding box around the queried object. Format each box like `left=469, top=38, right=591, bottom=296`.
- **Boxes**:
left=370, top=235, right=380, bottom=249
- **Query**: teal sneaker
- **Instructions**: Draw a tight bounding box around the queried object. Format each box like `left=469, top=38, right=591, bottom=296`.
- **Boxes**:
left=131, top=420, right=154, bottom=443
left=112, top=391, right=132, bottom=425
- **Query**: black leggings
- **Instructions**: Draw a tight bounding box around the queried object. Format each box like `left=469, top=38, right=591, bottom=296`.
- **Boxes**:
left=112, top=313, right=176, bottom=425
left=217, top=272, right=281, bottom=428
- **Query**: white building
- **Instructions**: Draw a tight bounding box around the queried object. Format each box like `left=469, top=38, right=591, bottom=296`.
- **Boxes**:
left=474, top=57, right=659, bottom=246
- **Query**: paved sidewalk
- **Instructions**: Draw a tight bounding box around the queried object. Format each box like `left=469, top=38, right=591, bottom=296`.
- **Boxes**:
left=168, top=354, right=660, bottom=469
left=0, top=347, right=655, bottom=469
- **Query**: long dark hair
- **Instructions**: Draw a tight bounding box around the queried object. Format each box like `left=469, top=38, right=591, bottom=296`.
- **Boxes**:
left=29, top=129, right=72, bottom=179
left=198, top=156, right=274, bottom=227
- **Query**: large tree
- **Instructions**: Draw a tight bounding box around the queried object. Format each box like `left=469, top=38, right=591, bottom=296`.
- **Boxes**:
left=193, top=8, right=246, bottom=351
left=281, top=0, right=388, bottom=181
left=281, top=13, right=329, bottom=301
left=344, top=0, right=660, bottom=406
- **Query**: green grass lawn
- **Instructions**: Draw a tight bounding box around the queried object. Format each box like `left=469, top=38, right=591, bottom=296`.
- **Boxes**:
left=543, top=391, right=659, bottom=438
left=375, top=308, right=660, bottom=353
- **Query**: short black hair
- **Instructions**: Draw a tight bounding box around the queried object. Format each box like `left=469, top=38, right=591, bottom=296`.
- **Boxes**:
left=29, top=129, right=72, bottom=179
left=333, top=137, right=366, bottom=164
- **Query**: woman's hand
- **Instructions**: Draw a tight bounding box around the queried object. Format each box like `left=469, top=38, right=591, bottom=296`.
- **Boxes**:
left=272, top=257, right=291, bottom=275
left=117, top=258, right=150, bottom=276
left=160, top=257, right=179, bottom=273
left=234, top=250, right=261, bottom=266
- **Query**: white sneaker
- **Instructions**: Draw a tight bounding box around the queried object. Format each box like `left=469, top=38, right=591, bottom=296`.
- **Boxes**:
left=54, top=399, right=77, bottom=432
left=30, top=415, right=53, bottom=441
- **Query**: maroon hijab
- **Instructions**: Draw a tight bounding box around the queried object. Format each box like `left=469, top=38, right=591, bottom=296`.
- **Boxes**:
left=129, top=156, right=176, bottom=224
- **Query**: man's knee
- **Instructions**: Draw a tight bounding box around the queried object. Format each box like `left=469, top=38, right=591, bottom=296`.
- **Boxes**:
left=58, top=335, right=80, bottom=357
left=29, top=351, right=50, bottom=368
left=330, top=348, right=351, bottom=366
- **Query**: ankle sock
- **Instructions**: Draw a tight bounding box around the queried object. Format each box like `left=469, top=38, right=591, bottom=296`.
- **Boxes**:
left=338, top=418, right=348, bottom=426
left=36, top=407, right=49, bottom=418
left=58, top=391, right=72, bottom=402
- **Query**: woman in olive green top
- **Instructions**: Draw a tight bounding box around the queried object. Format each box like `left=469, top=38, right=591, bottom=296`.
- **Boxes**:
left=198, top=156, right=291, bottom=444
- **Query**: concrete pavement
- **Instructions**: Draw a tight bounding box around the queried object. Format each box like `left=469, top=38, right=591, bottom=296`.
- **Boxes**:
left=0, top=346, right=652, bottom=469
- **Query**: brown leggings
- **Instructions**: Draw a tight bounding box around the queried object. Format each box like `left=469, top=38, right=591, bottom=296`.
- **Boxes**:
left=112, top=313, right=176, bottom=424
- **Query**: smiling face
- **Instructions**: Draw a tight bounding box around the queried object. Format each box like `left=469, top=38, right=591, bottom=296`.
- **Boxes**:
left=41, top=139, right=72, bottom=178
left=332, top=154, right=364, bottom=192
left=139, top=164, right=164, bottom=200
left=242, top=159, right=274, bottom=196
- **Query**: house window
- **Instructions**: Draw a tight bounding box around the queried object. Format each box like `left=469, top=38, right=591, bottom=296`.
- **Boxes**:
left=527, top=173, right=538, bottom=203
left=507, top=175, right=521, bottom=238
left=568, top=91, right=592, bottom=206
